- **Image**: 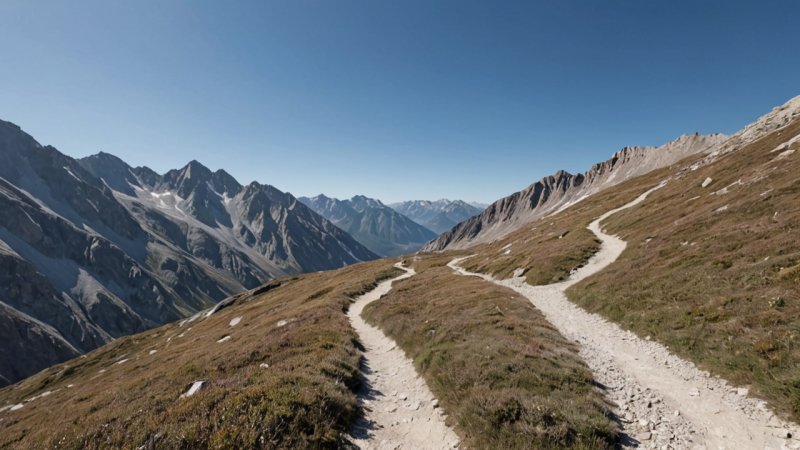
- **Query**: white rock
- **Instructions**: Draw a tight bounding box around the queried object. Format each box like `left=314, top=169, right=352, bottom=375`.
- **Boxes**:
left=702, top=177, right=713, bottom=187
left=229, top=316, right=242, bottom=327
left=276, top=320, right=289, bottom=327
left=217, top=335, right=231, bottom=343
left=259, top=363, right=269, bottom=369
left=736, top=387, right=749, bottom=396
left=9, top=404, right=23, bottom=411
left=180, top=381, right=206, bottom=398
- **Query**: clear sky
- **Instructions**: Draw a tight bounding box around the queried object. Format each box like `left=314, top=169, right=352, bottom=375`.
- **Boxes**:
left=1, top=1, right=798, bottom=203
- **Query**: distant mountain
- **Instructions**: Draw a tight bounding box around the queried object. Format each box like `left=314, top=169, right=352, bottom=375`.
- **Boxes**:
left=422, top=132, right=728, bottom=251
left=0, top=119, right=376, bottom=386
left=389, top=199, right=483, bottom=234
left=468, top=202, right=489, bottom=210
left=299, top=194, right=437, bottom=257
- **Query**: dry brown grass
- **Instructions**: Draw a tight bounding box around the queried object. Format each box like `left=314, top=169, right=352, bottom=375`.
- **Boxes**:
left=568, top=118, right=800, bottom=422
left=458, top=115, right=800, bottom=424
left=0, top=260, right=401, bottom=449
left=363, top=255, right=619, bottom=449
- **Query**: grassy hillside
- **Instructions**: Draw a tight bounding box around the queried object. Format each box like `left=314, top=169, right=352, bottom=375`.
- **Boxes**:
left=459, top=115, right=800, bottom=423
left=455, top=164, right=677, bottom=286
left=568, top=117, right=800, bottom=422
left=363, top=255, right=619, bottom=449
left=0, top=260, right=401, bottom=449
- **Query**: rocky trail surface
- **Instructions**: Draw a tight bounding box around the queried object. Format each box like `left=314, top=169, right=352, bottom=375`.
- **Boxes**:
left=348, top=263, right=460, bottom=449
left=450, top=181, right=800, bottom=450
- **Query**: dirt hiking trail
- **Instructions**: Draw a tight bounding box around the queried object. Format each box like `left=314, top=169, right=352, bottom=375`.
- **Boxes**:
left=348, top=263, right=460, bottom=450
left=450, top=181, right=800, bottom=450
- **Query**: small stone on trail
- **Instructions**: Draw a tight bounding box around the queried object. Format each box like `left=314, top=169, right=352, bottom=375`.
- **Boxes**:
left=736, top=387, right=748, bottom=396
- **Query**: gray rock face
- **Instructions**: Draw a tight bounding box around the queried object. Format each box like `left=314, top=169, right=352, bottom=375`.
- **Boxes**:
left=299, top=195, right=437, bottom=257
left=388, top=199, right=483, bottom=234
left=0, top=119, right=377, bottom=386
left=423, top=133, right=728, bottom=251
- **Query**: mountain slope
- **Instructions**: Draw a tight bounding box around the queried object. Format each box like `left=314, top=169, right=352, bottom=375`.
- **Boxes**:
left=389, top=199, right=483, bottom=233
left=299, top=194, right=437, bottom=257
left=422, top=132, right=727, bottom=251
left=0, top=259, right=402, bottom=449
left=0, top=119, right=376, bottom=386
left=460, top=94, right=800, bottom=424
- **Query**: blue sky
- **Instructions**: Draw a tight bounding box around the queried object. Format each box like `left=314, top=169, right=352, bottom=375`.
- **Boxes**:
left=1, top=1, right=798, bottom=203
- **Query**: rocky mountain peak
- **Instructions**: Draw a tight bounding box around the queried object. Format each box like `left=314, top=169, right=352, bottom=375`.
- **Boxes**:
left=211, top=169, right=241, bottom=197
left=349, top=195, right=384, bottom=211
left=79, top=152, right=140, bottom=195
left=162, top=160, right=214, bottom=198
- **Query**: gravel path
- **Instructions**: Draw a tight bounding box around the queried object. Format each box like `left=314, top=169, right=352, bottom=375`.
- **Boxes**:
left=450, top=181, right=800, bottom=450
left=348, top=263, right=460, bottom=450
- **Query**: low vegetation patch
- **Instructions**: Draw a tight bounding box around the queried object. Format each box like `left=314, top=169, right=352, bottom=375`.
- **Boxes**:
left=363, top=256, right=619, bottom=449
left=0, top=260, right=400, bottom=449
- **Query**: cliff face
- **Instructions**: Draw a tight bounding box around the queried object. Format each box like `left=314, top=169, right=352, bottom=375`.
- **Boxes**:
left=422, top=133, right=728, bottom=251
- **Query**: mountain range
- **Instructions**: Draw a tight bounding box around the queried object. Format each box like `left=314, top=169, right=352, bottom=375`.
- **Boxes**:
left=389, top=199, right=483, bottom=234
left=0, top=120, right=376, bottom=386
left=298, top=194, right=437, bottom=257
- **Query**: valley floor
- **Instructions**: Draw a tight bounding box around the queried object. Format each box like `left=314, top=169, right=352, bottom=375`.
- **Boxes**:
left=451, top=180, right=800, bottom=449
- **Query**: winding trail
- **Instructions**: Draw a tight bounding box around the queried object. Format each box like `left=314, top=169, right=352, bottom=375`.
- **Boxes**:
left=348, top=263, right=460, bottom=450
left=450, top=181, right=800, bottom=450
